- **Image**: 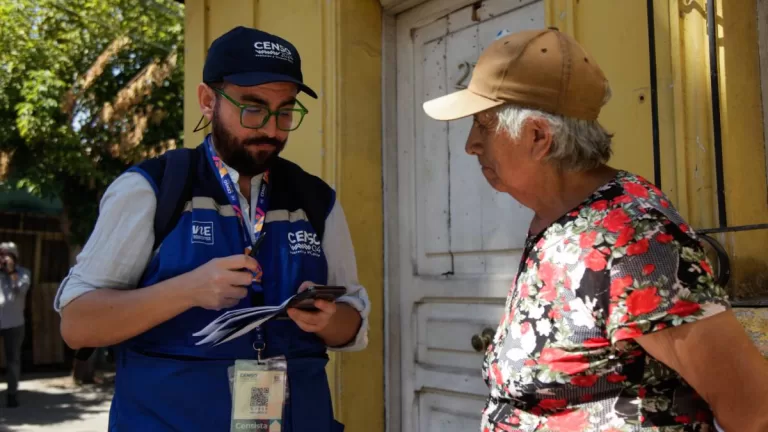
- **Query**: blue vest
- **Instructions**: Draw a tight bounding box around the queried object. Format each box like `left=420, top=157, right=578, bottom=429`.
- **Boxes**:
left=108, top=143, right=343, bottom=432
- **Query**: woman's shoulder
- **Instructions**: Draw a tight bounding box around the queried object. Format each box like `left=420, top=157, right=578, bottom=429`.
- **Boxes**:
left=573, top=171, right=697, bottom=242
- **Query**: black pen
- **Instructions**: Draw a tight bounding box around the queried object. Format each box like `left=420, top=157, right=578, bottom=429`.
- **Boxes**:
left=251, top=232, right=267, bottom=256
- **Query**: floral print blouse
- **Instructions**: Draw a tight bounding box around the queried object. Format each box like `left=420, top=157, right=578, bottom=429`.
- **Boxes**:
left=481, top=171, right=729, bottom=432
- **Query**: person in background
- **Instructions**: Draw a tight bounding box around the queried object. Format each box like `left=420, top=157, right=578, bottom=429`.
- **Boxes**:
left=0, top=241, right=31, bottom=408
left=423, top=28, right=768, bottom=432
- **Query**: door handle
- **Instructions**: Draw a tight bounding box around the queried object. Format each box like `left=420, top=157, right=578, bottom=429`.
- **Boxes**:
left=471, top=327, right=496, bottom=352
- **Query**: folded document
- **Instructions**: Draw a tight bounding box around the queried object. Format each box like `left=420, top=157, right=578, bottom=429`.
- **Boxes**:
left=193, top=296, right=296, bottom=346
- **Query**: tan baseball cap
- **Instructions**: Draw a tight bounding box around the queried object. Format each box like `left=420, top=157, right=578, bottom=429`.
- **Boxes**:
left=423, top=28, right=609, bottom=121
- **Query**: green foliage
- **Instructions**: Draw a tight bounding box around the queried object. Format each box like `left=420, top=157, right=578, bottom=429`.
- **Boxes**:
left=0, top=0, right=184, bottom=244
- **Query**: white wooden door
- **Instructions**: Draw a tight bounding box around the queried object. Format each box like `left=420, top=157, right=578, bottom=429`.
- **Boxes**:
left=392, top=1, right=544, bottom=431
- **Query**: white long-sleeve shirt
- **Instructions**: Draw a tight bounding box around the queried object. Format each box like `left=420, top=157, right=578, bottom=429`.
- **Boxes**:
left=54, top=164, right=370, bottom=351
left=0, top=266, right=31, bottom=329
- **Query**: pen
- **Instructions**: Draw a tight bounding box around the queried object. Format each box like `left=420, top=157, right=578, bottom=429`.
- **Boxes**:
left=251, top=232, right=267, bottom=256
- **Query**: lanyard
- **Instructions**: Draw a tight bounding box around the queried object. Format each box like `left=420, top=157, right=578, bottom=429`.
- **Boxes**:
left=205, top=136, right=270, bottom=288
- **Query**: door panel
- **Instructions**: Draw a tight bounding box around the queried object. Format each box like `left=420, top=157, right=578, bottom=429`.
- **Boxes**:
left=418, top=392, right=486, bottom=432
left=395, top=1, right=545, bottom=431
left=416, top=303, right=504, bottom=370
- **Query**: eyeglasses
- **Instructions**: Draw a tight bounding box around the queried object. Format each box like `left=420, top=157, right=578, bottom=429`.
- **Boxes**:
left=213, top=88, right=308, bottom=131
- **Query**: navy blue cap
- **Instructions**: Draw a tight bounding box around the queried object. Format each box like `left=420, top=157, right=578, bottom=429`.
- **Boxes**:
left=203, top=26, right=317, bottom=99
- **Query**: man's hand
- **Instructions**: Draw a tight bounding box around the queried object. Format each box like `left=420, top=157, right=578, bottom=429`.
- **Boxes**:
left=185, top=254, right=259, bottom=311
left=286, top=281, right=362, bottom=347
left=286, top=281, right=337, bottom=333
left=61, top=254, right=259, bottom=350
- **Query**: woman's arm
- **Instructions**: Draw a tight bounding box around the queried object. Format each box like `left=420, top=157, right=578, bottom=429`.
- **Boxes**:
left=636, top=311, right=768, bottom=432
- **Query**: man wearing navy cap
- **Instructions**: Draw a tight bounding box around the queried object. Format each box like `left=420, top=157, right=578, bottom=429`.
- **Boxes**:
left=55, top=27, right=369, bottom=431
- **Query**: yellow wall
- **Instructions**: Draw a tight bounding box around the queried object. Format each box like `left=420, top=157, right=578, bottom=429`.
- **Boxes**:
left=714, top=0, right=768, bottom=298
left=548, top=0, right=656, bottom=183
left=183, top=1, right=384, bottom=431
left=548, top=0, right=768, bottom=301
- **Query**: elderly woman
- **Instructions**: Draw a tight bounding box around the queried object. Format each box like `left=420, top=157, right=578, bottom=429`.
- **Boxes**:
left=424, top=28, right=768, bottom=432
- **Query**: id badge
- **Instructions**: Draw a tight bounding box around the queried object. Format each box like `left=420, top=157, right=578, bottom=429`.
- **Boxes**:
left=230, top=357, right=287, bottom=432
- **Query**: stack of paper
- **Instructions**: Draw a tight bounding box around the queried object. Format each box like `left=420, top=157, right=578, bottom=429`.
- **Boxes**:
left=193, top=296, right=296, bottom=346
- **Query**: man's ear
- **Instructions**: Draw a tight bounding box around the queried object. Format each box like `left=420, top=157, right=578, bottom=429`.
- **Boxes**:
left=527, top=117, right=553, bottom=161
left=198, top=83, right=216, bottom=121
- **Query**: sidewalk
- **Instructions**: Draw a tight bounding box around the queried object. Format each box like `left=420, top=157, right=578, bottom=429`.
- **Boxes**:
left=0, top=372, right=113, bottom=432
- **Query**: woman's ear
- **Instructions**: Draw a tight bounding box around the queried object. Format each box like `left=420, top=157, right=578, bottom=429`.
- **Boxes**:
left=527, top=117, right=553, bottom=161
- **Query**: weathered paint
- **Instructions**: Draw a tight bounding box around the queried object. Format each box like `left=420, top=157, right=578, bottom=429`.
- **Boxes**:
left=183, top=2, right=384, bottom=431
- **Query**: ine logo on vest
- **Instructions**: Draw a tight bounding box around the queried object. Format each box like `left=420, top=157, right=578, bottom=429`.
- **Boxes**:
left=192, top=221, right=215, bottom=245
left=288, top=230, right=321, bottom=258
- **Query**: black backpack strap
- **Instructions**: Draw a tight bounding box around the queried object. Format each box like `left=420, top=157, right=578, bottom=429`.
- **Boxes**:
left=152, top=148, right=195, bottom=251
left=74, top=148, right=196, bottom=362
left=302, top=187, right=334, bottom=241
left=271, top=158, right=335, bottom=241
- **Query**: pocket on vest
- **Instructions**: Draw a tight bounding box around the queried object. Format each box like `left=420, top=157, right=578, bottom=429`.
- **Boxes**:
left=113, top=347, right=234, bottom=431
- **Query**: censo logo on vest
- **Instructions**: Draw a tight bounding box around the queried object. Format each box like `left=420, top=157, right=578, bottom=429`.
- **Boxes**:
left=288, top=230, right=321, bottom=257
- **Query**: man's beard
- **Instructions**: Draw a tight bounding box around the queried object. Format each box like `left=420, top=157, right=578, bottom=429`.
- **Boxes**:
left=211, top=111, right=286, bottom=176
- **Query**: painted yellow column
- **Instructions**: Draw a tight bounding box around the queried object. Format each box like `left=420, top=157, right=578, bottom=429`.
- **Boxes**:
left=331, top=3, right=384, bottom=431
left=183, top=1, right=384, bottom=431
left=713, top=0, right=768, bottom=299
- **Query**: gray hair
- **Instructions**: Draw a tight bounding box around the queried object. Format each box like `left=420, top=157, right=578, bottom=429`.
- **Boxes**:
left=0, top=242, right=18, bottom=260
left=495, top=105, right=614, bottom=171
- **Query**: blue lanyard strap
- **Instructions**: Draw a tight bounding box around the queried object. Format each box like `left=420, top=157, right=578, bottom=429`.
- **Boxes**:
left=205, top=137, right=270, bottom=288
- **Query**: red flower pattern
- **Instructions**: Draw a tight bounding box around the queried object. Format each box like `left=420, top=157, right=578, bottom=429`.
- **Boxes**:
left=610, top=275, right=633, bottom=299
left=606, top=374, right=627, bottom=383
left=481, top=172, right=727, bottom=431
left=579, top=231, right=598, bottom=249
left=571, top=374, right=599, bottom=387
left=614, top=225, right=635, bottom=247
left=603, top=208, right=631, bottom=232
left=539, top=283, right=558, bottom=302
left=624, top=181, right=649, bottom=198
left=614, top=324, right=644, bottom=341
left=668, top=300, right=701, bottom=317
left=583, top=337, right=610, bottom=348
left=642, top=264, right=656, bottom=275
left=539, top=348, right=590, bottom=375
left=626, top=238, right=650, bottom=256
left=546, top=409, right=590, bottom=432
left=626, top=287, right=662, bottom=316
left=538, top=399, right=568, bottom=410
left=584, top=249, right=607, bottom=271
left=538, top=262, right=558, bottom=287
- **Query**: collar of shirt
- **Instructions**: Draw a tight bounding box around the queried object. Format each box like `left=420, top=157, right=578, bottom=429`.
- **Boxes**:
left=212, top=142, right=264, bottom=240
